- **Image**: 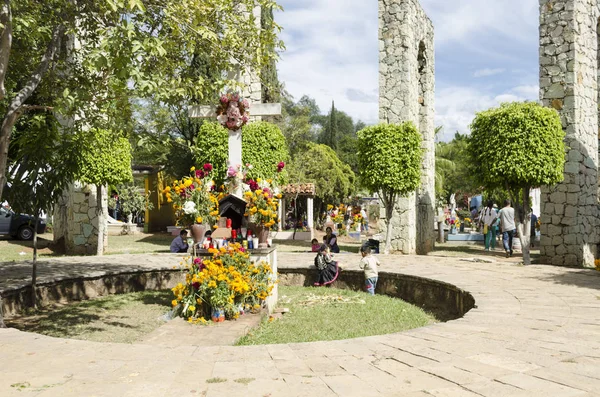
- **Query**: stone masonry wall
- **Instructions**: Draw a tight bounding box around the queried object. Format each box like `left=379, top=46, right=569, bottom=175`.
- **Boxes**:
left=379, top=0, right=435, bottom=254
left=54, top=183, right=108, bottom=255
left=539, top=0, right=599, bottom=267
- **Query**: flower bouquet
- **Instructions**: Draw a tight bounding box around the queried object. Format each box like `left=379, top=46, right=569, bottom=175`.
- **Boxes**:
left=171, top=244, right=274, bottom=323
left=216, top=92, right=250, bottom=131
left=162, top=164, right=220, bottom=228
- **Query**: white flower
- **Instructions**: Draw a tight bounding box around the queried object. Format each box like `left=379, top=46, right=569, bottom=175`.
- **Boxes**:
left=217, top=114, right=227, bottom=124
left=183, top=201, right=196, bottom=215
left=242, top=183, right=250, bottom=192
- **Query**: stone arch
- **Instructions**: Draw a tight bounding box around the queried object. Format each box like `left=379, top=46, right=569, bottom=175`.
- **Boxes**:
left=379, top=0, right=435, bottom=254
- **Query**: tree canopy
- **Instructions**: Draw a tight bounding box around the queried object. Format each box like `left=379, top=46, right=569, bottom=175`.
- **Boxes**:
left=468, top=101, right=565, bottom=264
left=358, top=122, right=422, bottom=253
left=289, top=142, right=355, bottom=206
left=0, top=0, right=284, bottom=201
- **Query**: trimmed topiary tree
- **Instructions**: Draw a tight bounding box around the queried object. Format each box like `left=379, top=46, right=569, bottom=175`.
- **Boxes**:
left=469, top=102, right=565, bottom=265
left=75, top=128, right=133, bottom=255
left=242, top=121, right=290, bottom=185
left=194, top=121, right=290, bottom=185
left=193, top=121, right=229, bottom=183
left=357, top=123, right=423, bottom=254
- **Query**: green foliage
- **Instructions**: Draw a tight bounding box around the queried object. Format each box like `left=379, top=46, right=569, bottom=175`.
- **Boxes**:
left=468, top=102, right=565, bottom=190
left=118, top=184, right=154, bottom=218
left=5, top=114, right=79, bottom=216
left=289, top=143, right=355, bottom=204
left=435, top=133, right=479, bottom=202
left=192, top=121, right=229, bottom=182
left=242, top=121, right=290, bottom=184
left=357, top=123, right=423, bottom=196
left=75, top=128, right=133, bottom=186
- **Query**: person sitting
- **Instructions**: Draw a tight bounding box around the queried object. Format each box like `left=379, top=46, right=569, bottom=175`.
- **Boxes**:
left=311, top=238, right=320, bottom=252
left=170, top=229, right=189, bottom=253
left=323, top=226, right=340, bottom=253
left=314, top=244, right=339, bottom=286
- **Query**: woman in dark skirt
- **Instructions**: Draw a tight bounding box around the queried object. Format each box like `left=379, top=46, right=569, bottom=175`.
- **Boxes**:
left=323, top=226, right=340, bottom=253
left=314, top=244, right=340, bottom=286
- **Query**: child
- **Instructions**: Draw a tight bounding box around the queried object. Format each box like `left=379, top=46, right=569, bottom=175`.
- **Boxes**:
left=311, top=238, right=320, bottom=252
left=359, top=246, right=380, bottom=295
left=314, top=244, right=339, bottom=286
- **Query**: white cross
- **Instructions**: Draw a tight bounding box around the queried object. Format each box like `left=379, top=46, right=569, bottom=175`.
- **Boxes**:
left=188, top=102, right=281, bottom=197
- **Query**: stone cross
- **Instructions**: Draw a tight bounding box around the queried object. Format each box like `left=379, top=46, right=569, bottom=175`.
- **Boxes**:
left=189, top=102, right=281, bottom=197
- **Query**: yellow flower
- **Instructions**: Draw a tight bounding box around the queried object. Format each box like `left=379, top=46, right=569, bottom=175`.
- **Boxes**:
left=171, top=300, right=178, bottom=307
left=189, top=305, right=196, bottom=313
left=165, top=186, right=171, bottom=192
left=190, top=166, right=196, bottom=171
left=196, top=216, right=203, bottom=223
left=256, top=178, right=262, bottom=183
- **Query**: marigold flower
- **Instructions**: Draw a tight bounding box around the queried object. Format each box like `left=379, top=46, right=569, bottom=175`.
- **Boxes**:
left=171, top=300, right=178, bottom=307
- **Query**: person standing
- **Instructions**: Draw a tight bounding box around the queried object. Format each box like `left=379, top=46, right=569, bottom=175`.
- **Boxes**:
left=530, top=213, right=538, bottom=248
left=359, top=246, right=380, bottom=295
left=360, top=206, right=368, bottom=232
left=500, top=199, right=516, bottom=258
left=480, top=200, right=498, bottom=251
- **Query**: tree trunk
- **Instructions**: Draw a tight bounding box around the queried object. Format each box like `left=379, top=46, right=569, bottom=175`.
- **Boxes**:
left=437, top=221, right=444, bottom=243
left=31, top=216, right=39, bottom=308
left=96, top=185, right=106, bottom=256
left=381, top=191, right=395, bottom=255
left=0, top=0, right=12, bottom=102
left=519, top=187, right=532, bottom=265
left=0, top=296, right=5, bottom=328
left=0, top=24, right=63, bottom=201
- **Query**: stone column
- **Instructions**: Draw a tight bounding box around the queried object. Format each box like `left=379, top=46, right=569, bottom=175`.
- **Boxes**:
left=379, top=0, right=435, bottom=254
left=53, top=182, right=108, bottom=255
left=307, top=197, right=314, bottom=240
left=539, top=0, right=599, bottom=267
left=278, top=197, right=285, bottom=231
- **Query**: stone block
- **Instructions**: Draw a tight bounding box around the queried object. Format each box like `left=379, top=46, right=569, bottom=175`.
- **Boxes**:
left=554, top=204, right=564, bottom=215
left=564, top=205, right=577, bottom=218
left=564, top=254, right=579, bottom=266
left=82, top=223, right=94, bottom=238
left=72, top=192, right=85, bottom=204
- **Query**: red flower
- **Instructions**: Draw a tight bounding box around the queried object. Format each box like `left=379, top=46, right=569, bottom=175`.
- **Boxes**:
left=248, top=180, right=259, bottom=191
left=277, top=161, right=285, bottom=172
left=203, top=163, right=213, bottom=172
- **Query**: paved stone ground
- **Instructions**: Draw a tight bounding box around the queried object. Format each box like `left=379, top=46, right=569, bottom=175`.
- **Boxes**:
left=1, top=250, right=600, bottom=396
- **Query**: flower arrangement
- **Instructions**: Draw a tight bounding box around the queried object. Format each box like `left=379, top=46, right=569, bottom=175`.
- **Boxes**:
left=244, top=178, right=282, bottom=228
left=447, top=218, right=460, bottom=228
left=171, top=243, right=274, bottom=323
left=216, top=92, right=250, bottom=131
left=595, top=259, right=600, bottom=272
left=162, top=164, right=219, bottom=227
left=463, top=217, right=472, bottom=227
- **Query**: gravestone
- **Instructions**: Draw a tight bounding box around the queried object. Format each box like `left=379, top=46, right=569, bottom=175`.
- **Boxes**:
left=539, top=0, right=599, bottom=267
left=379, top=0, right=436, bottom=254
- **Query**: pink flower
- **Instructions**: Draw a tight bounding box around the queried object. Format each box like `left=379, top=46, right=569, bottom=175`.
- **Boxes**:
left=232, top=93, right=240, bottom=102
left=277, top=161, right=285, bottom=172
left=241, top=99, right=250, bottom=108
left=203, top=163, right=213, bottom=172
left=227, top=166, right=238, bottom=178
left=220, top=95, right=228, bottom=104
left=195, top=170, right=203, bottom=178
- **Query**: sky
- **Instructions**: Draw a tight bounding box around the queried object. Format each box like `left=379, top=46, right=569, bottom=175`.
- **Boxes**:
left=275, top=0, right=540, bottom=142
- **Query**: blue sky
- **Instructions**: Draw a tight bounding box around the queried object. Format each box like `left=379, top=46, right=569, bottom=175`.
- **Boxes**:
left=275, top=0, right=539, bottom=141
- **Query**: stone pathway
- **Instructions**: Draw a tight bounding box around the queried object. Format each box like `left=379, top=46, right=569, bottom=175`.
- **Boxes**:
left=1, top=251, right=600, bottom=396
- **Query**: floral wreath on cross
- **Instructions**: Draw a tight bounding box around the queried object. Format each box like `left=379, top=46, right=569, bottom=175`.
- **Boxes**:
left=216, top=92, right=250, bottom=131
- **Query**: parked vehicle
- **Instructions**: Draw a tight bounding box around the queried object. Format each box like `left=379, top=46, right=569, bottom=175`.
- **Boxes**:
left=0, top=205, right=46, bottom=240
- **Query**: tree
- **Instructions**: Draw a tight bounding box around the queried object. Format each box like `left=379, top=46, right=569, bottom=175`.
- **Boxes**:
left=289, top=142, right=355, bottom=213
left=0, top=0, right=283, bottom=202
left=74, top=128, right=133, bottom=255
left=193, top=121, right=229, bottom=183
left=261, top=5, right=281, bottom=105
left=5, top=112, right=79, bottom=308
left=242, top=121, right=290, bottom=185
left=468, top=102, right=565, bottom=265
left=358, top=123, right=423, bottom=254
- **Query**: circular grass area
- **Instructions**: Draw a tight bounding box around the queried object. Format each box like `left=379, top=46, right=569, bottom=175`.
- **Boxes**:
left=236, top=286, right=436, bottom=345
left=6, top=290, right=172, bottom=343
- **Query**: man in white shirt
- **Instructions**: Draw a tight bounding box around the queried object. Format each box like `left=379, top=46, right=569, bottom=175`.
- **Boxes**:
left=499, top=200, right=516, bottom=257
left=360, top=207, right=368, bottom=231
left=480, top=200, right=498, bottom=251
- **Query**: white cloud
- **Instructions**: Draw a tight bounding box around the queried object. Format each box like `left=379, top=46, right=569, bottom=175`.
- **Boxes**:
left=435, top=84, right=539, bottom=141
left=275, top=0, right=540, bottom=139
left=474, top=68, right=506, bottom=78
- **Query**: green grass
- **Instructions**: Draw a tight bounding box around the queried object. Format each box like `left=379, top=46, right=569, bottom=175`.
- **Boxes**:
left=236, top=286, right=435, bottom=345
left=6, top=290, right=172, bottom=343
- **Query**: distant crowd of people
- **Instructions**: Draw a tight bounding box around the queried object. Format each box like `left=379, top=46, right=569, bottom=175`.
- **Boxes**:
left=476, top=199, right=538, bottom=258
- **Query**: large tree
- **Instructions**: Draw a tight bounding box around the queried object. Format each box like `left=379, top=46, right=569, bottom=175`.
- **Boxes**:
left=469, top=102, right=565, bottom=265
left=0, top=0, right=283, bottom=202
left=289, top=142, right=355, bottom=214
left=358, top=123, right=423, bottom=254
